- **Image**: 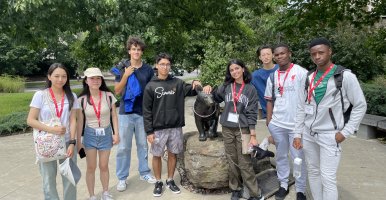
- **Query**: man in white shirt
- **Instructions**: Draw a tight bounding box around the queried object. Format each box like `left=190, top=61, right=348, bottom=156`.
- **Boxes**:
left=265, top=44, right=308, bottom=200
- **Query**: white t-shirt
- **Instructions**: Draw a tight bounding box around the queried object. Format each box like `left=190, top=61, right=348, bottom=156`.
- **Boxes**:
left=30, top=89, right=80, bottom=142
left=78, top=92, right=117, bottom=128
left=264, top=64, right=308, bottom=129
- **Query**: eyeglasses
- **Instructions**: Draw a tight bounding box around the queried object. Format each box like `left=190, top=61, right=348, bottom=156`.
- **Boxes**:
left=158, top=63, right=171, bottom=68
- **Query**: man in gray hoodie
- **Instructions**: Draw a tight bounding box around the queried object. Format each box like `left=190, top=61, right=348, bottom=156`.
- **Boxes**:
left=293, top=38, right=367, bottom=200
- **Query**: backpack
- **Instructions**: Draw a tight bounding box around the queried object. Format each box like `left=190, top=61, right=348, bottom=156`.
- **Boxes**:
left=80, top=92, right=115, bottom=136
left=305, top=65, right=353, bottom=125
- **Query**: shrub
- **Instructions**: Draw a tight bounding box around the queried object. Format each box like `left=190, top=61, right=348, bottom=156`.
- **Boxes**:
left=362, top=83, right=386, bottom=116
left=0, top=112, right=29, bottom=136
left=0, top=74, right=25, bottom=93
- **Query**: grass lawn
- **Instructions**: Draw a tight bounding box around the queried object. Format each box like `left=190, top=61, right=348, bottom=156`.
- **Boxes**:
left=0, top=92, right=34, bottom=116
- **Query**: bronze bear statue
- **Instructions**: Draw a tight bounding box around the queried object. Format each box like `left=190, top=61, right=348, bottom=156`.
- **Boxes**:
left=193, top=85, right=220, bottom=141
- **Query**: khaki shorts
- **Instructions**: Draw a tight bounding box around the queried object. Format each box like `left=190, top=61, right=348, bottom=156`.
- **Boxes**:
left=150, top=127, right=183, bottom=157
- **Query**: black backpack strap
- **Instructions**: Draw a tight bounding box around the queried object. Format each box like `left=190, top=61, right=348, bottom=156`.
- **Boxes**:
left=105, top=92, right=115, bottom=135
left=304, top=69, right=315, bottom=102
left=333, top=65, right=352, bottom=124
left=333, top=65, right=345, bottom=111
left=270, top=72, right=276, bottom=104
left=80, top=97, right=86, bottom=136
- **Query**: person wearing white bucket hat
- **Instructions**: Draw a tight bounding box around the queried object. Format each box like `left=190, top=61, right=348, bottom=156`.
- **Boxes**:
left=77, top=67, right=120, bottom=200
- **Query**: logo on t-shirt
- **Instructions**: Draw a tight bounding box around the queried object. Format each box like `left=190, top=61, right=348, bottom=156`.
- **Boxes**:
left=291, top=74, right=296, bottom=81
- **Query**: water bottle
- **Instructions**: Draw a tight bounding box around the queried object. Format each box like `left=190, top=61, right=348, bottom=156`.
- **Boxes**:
left=293, top=157, right=302, bottom=179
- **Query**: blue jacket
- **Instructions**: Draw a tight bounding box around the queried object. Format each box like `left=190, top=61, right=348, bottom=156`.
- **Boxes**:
left=124, top=74, right=141, bottom=112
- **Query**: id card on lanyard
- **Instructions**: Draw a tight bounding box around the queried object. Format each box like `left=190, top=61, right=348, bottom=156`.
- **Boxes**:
left=90, top=91, right=105, bottom=136
left=227, top=82, right=244, bottom=123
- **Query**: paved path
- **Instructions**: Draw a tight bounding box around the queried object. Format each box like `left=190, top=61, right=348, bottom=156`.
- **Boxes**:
left=1, top=97, right=385, bottom=200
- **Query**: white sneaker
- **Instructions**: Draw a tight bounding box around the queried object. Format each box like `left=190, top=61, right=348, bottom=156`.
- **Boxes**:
left=116, top=180, right=127, bottom=192
left=140, top=174, right=156, bottom=183
left=89, top=196, right=97, bottom=200
left=101, top=191, right=114, bottom=200
left=259, top=137, right=269, bottom=151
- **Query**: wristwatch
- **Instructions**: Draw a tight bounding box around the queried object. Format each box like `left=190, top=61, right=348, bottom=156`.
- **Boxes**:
left=69, top=139, right=76, bottom=145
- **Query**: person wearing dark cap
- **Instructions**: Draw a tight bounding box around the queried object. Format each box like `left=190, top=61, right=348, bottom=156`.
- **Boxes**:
left=293, top=37, right=367, bottom=200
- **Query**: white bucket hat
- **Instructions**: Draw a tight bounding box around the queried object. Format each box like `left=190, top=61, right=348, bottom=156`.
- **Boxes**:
left=84, top=67, right=104, bottom=78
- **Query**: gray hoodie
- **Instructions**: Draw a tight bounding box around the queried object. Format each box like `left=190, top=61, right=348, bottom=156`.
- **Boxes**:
left=213, top=82, right=258, bottom=131
left=294, top=69, right=367, bottom=138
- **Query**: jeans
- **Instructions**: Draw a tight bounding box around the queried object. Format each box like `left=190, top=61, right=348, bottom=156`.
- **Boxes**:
left=39, top=144, right=77, bottom=200
left=116, top=113, right=151, bottom=180
left=303, top=132, right=341, bottom=200
left=268, top=123, right=307, bottom=193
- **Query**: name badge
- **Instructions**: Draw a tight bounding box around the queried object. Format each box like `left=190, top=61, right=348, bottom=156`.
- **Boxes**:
left=275, top=97, right=286, bottom=106
left=305, top=105, right=314, bottom=115
left=95, top=128, right=105, bottom=136
left=227, top=112, right=239, bottom=123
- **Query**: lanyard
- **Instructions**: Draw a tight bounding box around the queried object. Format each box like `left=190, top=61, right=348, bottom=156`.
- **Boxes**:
left=90, top=91, right=102, bottom=127
left=277, top=63, right=294, bottom=96
left=232, top=82, right=245, bottom=113
left=308, top=63, right=335, bottom=103
left=49, top=88, right=65, bottom=118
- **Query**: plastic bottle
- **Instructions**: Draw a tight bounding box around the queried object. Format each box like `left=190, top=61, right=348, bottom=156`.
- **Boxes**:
left=293, top=157, right=302, bottom=179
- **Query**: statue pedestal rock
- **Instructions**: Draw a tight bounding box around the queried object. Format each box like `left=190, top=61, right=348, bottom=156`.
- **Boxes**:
left=177, top=131, right=273, bottom=192
left=178, top=131, right=228, bottom=189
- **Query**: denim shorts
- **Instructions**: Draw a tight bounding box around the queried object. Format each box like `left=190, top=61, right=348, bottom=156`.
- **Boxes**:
left=83, top=125, right=113, bottom=151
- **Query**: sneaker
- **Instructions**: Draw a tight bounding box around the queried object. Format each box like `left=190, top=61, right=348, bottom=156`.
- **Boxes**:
left=165, top=179, right=181, bottom=194
left=231, top=190, right=242, bottom=200
left=248, top=194, right=265, bottom=200
left=153, top=181, right=164, bottom=197
left=116, top=180, right=127, bottom=192
left=297, top=192, right=307, bottom=200
left=101, top=191, right=114, bottom=200
left=89, top=196, right=97, bottom=200
left=140, top=174, right=156, bottom=183
left=275, top=187, right=289, bottom=200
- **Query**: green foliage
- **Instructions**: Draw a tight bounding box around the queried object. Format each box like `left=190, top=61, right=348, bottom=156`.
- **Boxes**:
left=0, top=112, right=29, bottom=136
left=0, top=0, right=385, bottom=87
left=285, top=23, right=385, bottom=82
left=0, top=92, right=33, bottom=116
left=0, top=75, right=25, bottom=93
left=362, top=83, right=386, bottom=116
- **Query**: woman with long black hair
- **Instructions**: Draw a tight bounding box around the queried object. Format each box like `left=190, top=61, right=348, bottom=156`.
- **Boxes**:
left=204, top=59, right=264, bottom=200
left=27, top=63, right=79, bottom=200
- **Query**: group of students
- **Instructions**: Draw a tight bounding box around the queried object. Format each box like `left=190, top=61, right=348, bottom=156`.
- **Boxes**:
left=250, top=38, right=367, bottom=200
left=27, top=36, right=366, bottom=200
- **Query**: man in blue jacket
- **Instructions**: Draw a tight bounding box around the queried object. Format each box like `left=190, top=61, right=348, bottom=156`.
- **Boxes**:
left=112, top=36, right=156, bottom=192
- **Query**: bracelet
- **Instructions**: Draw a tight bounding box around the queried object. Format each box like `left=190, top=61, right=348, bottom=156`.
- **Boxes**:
left=69, top=139, right=76, bottom=145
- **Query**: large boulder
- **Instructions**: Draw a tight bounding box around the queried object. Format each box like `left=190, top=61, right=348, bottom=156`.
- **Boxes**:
left=178, top=131, right=228, bottom=189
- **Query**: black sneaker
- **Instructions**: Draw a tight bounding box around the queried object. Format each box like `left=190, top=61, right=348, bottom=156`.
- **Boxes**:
left=297, top=192, right=307, bottom=200
left=153, top=181, right=163, bottom=197
left=231, top=190, right=242, bottom=200
left=275, top=187, right=289, bottom=200
left=165, top=179, right=181, bottom=194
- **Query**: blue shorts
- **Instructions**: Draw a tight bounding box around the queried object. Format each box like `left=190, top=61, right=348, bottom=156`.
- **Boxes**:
left=83, top=125, right=113, bottom=151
